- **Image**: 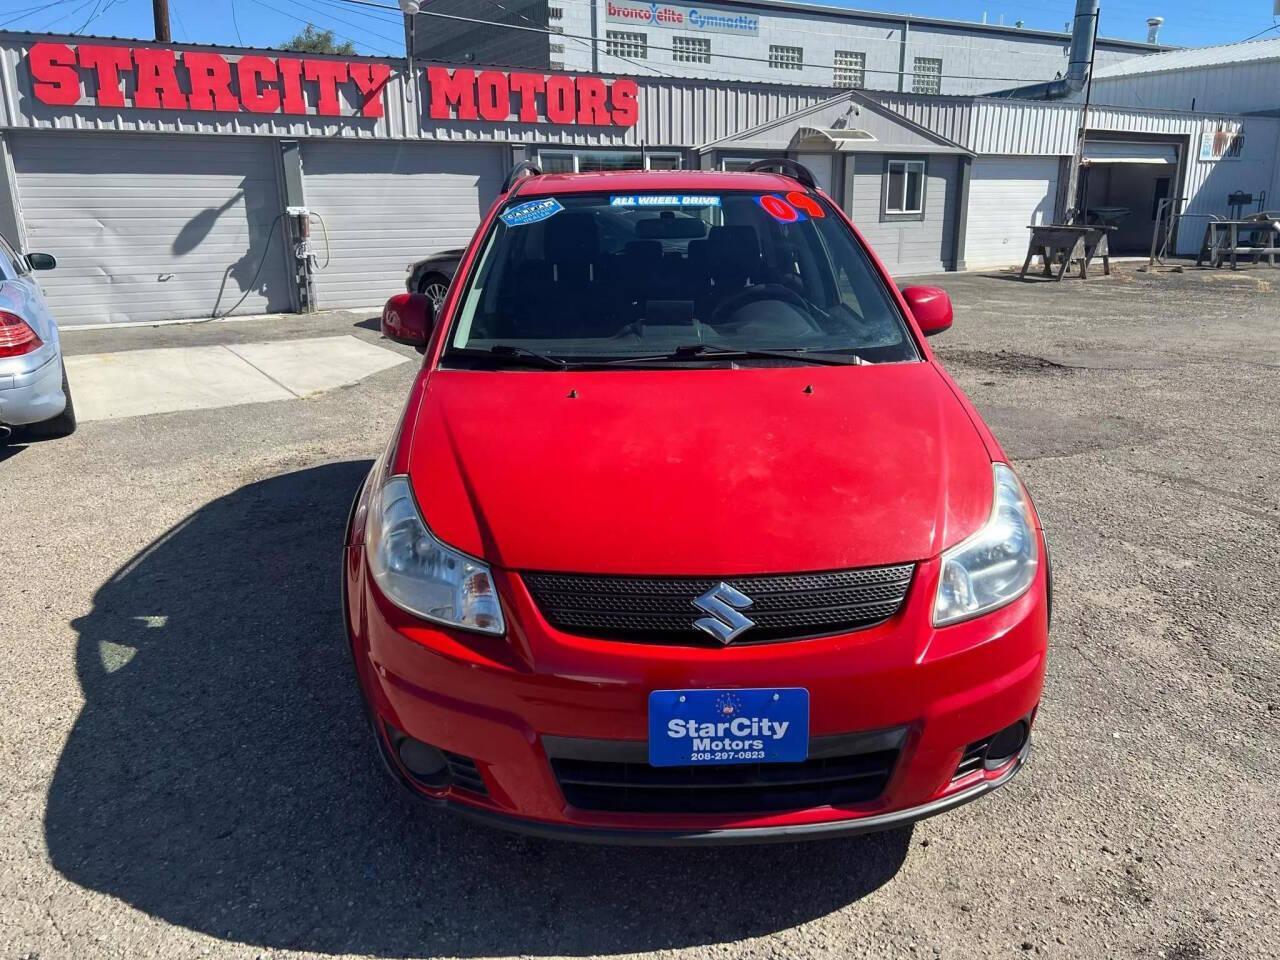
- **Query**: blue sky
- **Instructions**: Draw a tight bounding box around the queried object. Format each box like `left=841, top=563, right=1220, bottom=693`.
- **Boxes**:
left=0, top=0, right=1275, bottom=59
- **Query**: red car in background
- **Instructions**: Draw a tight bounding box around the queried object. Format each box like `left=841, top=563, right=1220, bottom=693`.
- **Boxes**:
left=346, top=160, right=1049, bottom=844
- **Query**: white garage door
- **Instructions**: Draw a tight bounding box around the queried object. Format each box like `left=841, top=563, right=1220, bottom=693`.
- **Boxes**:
left=300, top=141, right=505, bottom=309
left=12, top=133, right=291, bottom=326
left=965, top=157, right=1059, bottom=270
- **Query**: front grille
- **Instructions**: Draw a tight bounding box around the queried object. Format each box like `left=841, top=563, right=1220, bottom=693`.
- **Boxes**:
left=444, top=752, right=488, bottom=796
left=522, top=564, right=915, bottom=646
left=545, top=729, right=904, bottom=815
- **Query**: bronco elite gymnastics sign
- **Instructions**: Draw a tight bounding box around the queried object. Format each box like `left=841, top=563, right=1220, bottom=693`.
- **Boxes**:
left=606, top=1, right=760, bottom=35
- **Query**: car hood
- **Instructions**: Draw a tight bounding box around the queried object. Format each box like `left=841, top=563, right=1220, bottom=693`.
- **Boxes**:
left=406, top=362, right=994, bottom=576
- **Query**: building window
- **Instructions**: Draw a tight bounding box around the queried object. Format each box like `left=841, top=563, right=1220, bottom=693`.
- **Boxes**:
left=833, top=50, right=865, bottom=88
left=672, top=35, right=711, bottom=64
left=769, top=44, right=803, bottom=70
left=606, top=30, right=647, bottom=59
left=538, top=150, right=644, bottom=173
left=547, top=6, right=563, bottom=18
left=883, top=158, right=926, bottom=220
left=721, top=157, right=758, bottom=172
left=548, top=42, right=564, bottom=53
left=912, top=57, right=942, bottom=94
left=549, top=60, right=564, bottom=70
left=646, top=152, right=682, bottom=170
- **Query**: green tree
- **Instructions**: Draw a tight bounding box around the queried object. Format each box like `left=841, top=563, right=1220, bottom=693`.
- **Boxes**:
left=281, top=24, right=357, bottom=55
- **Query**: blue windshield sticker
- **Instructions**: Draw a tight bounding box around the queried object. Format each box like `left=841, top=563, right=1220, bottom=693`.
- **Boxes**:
left=500, top=198, right=564, bottom=227
left=609, top=195, right=722, bottom=208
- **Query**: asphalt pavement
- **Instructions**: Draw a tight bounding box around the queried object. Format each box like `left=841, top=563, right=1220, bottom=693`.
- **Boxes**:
left=1, top=266, right=1277, bottom=959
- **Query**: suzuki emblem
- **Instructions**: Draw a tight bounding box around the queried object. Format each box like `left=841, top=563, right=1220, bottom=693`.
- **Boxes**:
left=692, top=582, right=755, bottom=644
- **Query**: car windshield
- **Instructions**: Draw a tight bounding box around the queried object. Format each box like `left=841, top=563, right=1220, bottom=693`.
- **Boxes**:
left=445, top=190, right=919, bottom=366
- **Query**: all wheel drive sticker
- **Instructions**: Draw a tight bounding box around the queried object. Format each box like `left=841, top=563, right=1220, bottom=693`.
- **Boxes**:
left=26, top=43, right=640, bottom=126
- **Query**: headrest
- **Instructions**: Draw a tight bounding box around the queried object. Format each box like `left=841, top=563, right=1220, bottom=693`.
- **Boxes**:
left=623, top=240, right=663, bottom=265
left=545, top=212, right=599, bottom=264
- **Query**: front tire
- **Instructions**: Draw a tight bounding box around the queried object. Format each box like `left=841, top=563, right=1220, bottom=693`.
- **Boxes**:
left=417, top=273, right=451, bottom=312
left=26, top=362, right=76, bottom=438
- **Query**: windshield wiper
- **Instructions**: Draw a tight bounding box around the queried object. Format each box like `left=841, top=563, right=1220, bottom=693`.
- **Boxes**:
left=447, top=345, right=570, bottom=370
left=601, top=344, right=866, bottom=366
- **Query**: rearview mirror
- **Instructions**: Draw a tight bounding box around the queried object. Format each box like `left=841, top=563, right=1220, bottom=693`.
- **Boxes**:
left=381, top=293, right=434, bottom=352
left=27, top=252, right=56, bottom=271
left=901, top=285, right=952, bottom=337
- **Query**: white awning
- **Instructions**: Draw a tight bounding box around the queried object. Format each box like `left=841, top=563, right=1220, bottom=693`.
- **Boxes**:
left=1082, top=141, right=1178, bottom=165
left=789, top=126, right=878, bottom=151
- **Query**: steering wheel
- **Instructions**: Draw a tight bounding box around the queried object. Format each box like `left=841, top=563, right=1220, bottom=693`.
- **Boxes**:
left=708, top=283, right=818, bottom=329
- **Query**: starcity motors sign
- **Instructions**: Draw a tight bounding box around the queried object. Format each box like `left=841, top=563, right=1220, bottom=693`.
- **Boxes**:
left=27, top=42, right=392, bottom=117
left=25, top=44, right=640, bottom=127
left=605, top=0, right=759, bottom=35
left=425, top=67, right=638, bottom=127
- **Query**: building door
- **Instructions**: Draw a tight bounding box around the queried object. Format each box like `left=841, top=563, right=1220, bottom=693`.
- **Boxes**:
left=795, top=154, right=834, bottom=197
left=300, top=141, right=505, bottom=309
left=11, top=132, right=291, bottom=326
left=965, top=157, right=1059, bottom=269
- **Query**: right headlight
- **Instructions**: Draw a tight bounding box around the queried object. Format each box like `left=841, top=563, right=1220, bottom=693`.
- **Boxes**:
left=365, top=474, right=505, bottom=635
left=932, top=462, right=1039, bottom=626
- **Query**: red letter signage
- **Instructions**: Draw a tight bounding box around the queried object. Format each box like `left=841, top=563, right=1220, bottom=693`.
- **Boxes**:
left=28, top=44, right=637, bottom=127
left=76, top=45, right=131, bottom=108
left=26, top=42, right=391, bottom=119
left=29, top=43, right=80, bottom=106
left=426, top=67, right=640, bottom=128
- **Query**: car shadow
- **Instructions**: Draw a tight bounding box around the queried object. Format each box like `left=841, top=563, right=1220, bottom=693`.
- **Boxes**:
left=46, top=460, right=910, bottom=957
left=352, top=315, right=382, bottom=332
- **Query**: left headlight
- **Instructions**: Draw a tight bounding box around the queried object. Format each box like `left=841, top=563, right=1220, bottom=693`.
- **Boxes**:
left=365, top=474, right=505, bottom=635
left=933, top=463, right=1039, bottom=627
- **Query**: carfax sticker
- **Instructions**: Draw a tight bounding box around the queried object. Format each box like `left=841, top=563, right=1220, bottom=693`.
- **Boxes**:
left=500, top=198, right=564, bottom=227
left=609, top=195, right=722, bottom=207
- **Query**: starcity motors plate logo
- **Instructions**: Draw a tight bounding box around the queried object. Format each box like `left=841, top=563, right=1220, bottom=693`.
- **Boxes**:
left=666, top=696, right=792, bottom=753
left=605, top=0, right=759, bottom=35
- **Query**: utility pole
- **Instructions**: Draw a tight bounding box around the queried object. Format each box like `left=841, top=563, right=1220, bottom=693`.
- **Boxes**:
left=152, top=0, right=171, bottom=42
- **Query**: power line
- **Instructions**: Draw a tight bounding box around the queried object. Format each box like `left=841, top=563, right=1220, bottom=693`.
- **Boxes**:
left=39, top=0, right=94, bottom=31
left=285, top=0, right=406, bottom=46
left=230, top=0, right=244, bottom=45
left=1239, top=21, right=1279, bottom=42
left=0, top=0, right=78, bottom=27
left=335, top=0, right=1058, bottom=85
left=243, top=0, right=390, bottom=53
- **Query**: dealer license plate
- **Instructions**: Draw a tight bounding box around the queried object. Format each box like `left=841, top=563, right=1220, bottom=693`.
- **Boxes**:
left=648, top=688, right=809, bottom=767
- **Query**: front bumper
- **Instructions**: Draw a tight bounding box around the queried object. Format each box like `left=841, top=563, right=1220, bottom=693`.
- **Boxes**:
left=0, top=344, right=65, bottom=426
left=343, top=528, right=1049, bottom=844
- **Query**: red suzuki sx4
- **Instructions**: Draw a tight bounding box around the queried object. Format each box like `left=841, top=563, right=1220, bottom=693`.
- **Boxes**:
left=344, top=162, right=1050, bottom=844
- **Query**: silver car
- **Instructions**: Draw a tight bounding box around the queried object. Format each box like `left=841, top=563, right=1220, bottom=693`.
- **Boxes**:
left=0, top=234, right=74, bottom=441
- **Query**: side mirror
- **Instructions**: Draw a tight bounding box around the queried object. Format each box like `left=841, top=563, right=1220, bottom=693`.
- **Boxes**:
left=902, top=285, right=952, bottom=337
left=27, top=252, right=56, bottom=271
left=381, top=292, right=434, bottom=352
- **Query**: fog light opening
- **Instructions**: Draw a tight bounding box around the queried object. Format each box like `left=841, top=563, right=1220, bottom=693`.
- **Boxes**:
left=984, top=720, right=1029, bottom=771
left=385, top=723, right=452, bottom=788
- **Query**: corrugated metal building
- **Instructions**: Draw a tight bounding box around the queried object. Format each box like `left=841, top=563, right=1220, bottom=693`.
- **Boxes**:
left=1071, top=37, right=1280, bottom=115
left=0, top=29, right=1274, bottom=328
left=870, top=92, right=1280, bottom=263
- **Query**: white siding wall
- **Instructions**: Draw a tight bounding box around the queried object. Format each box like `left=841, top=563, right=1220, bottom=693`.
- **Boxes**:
left=965, top=156, right=1057, bottom=268
left=12, top=132, right=291, bottom=325
left=1086, top=61, right=1280, bottom=115
left=300, top=140, right=505, bottom=309
left=848, top=153, right=957, bottom=276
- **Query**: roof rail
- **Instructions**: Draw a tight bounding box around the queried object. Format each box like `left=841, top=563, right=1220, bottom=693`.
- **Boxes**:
left=502, top=160, right=543, bottom=194
left=744, top=158, right=818, bottom=190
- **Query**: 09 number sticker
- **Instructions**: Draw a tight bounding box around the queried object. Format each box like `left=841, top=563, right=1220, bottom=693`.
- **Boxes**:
left=756, top=192, right=826, bottom=223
